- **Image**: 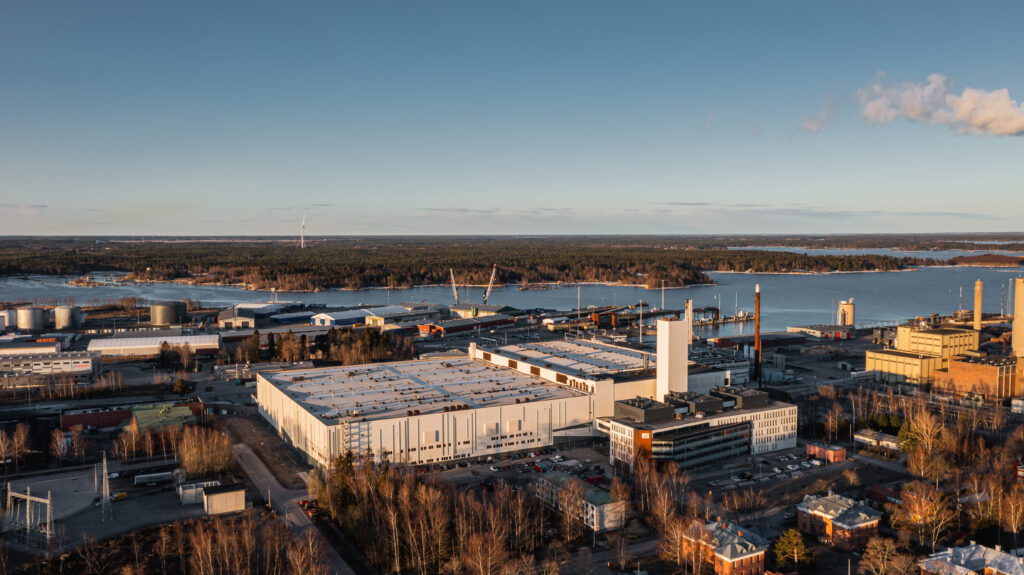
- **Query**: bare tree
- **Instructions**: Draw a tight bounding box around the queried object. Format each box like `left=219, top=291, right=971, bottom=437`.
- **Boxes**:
left=557, top=478, right=585, bottom=542
left=50, top=428, right=67, bottom=464
left=858, top=537, right=899, bottom=575
left=0, top=429, right=11, bottom=476
left=12, top=423, right=29, bottom=472
left=71, top=426, right=87, bottom=463
left=1001, top=485, right=1024, bottom=549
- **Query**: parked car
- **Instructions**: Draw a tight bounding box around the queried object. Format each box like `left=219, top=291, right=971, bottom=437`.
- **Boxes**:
left=730, top=475, right=741, bottom=482
left=810, top=459, right=823, bottom=466
left=800, top=461, right=812, bottom=468
left=489, top=466, right=500, bottom=472
left=772, top=467, right=783, bottom=473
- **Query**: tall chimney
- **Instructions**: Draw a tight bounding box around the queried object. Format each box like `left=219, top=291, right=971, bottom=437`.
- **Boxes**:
left=1014, top=278, right=1024, bottom=358
left=686, top=299, right=694, bottom=343
left=974, top=279, right=983, bottom=331
left=754, top=284, right=762, bottom=385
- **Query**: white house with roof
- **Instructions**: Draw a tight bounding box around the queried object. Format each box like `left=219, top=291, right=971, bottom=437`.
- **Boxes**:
left=919, top=543, right=1024, bottom=575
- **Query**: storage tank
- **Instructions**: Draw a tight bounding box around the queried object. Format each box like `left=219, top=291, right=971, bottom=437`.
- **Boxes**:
left=54, top=305, right=83, bottom=330
left=16, top=306, right=46, bottom=331
left=0, top=309, right=16, bottom=330
left=838, top=298, right=855, bottom=327
left=150, top=301, right=187, bottom=326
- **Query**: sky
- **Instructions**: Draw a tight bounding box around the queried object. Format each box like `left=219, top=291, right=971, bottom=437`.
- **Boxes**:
left=1, top=1, right=1023, bottom=236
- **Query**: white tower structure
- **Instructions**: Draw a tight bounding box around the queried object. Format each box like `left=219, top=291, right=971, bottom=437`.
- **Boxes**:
left=656, top=319, right=689, bottom=402
left=300, top=216, right=306, bottom=249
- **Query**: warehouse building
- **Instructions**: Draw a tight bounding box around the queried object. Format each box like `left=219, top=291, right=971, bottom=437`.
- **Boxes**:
left=0, top=341, right=62, bottom=356
left=87, top=334, right=220, bottom=357
left=311, top=305, right=409, bottom=327
left=418, top=314, right=515, bottom=337
left=449, top=303, right=517, bottom=319
left=0, top=351, right=100, bottom=381
left=256, top=355, right=596, bottom=466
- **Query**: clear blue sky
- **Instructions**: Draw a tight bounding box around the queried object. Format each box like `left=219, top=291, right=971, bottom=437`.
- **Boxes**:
left=2, top=1, right=1022, bottom=235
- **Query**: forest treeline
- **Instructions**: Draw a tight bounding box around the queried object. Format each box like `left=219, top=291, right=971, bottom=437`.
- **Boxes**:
left=0, top=237, right=935, bottom=290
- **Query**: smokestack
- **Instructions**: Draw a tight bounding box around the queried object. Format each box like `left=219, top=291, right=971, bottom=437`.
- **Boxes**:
left=754, top=284, right=761, bottom=386
left=686, top=299, right=694, bottom=343
left=1014, top=278, right=1024, bottom=358
left=974, top=279, right=983, bottom=331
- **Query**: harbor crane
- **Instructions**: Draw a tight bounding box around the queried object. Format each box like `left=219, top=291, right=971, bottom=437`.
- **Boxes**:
left=483, top=264, right=498, bottom=304
left=450, top=268, right=459, bottom=305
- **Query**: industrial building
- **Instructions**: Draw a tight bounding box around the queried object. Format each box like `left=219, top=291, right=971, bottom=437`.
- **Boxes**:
left=597, top=388, right=797, bottom=471
left=311, top=305, right=408, bottom=327
left=787, top=325, right=854, bottom=340
left=87, top=334, right=220, bottom=357
left=0, top=341, right=62, bottom=356
left=449, top=303, right=517, bottom=319
left=218, top=307, right=255, bottom=329
left=365, top=306, right=448, bottom=329
left=256, top=356, right=596, bottom=466
left=202, top=484, right=246, bottom=515
left=866, top=324, right=980, bottom=387
left=796, top=493, right=881, bottom=550
left=0, top=351, right=100, bottom=383
left=16, top=307, right=46, bottom=331
left=932, top=354, right=1020, bottom=401
left=257, top=317, right=795, bottom=468
left=418, top=315, right=515, bottom=337
left=684, top=521, right=769, bottom=575
left=534, top=472, right=626, bottom=532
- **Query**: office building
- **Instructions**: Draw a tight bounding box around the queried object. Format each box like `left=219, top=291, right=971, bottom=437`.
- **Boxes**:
left=796, top=493, right=881, bottom=550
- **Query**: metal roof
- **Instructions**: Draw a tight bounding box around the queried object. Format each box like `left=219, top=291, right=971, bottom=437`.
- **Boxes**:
left=87, top=334, right=220, bottom=351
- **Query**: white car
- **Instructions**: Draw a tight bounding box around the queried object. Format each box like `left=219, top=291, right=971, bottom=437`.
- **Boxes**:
left=489, top=466, right=499, bottom=472
left=730, top=475, right=741, bottom=482
left=801, top=461, right=812, bottom=468
left=786, top=464, right=799, bottom=471
left=772, top=467, right=783, bottom=473
left=810, top=459, right=823, bottom=466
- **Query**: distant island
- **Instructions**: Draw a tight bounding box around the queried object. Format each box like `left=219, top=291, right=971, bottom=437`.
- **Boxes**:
left=0, top=235, right=956, bottom=291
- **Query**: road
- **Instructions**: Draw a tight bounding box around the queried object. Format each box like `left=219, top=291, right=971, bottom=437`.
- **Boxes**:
left=232, top=443, right=356, bottom=575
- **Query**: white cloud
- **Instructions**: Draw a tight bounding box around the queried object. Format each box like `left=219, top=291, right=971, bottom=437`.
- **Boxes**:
left=802, top=101, right=836, bottom=133
left=857, top=73, right=1024, bottom=136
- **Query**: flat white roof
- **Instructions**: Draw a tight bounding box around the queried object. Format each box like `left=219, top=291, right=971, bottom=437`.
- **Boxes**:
left=312, top=306, right=409, bottom=321
left=88, top=334, right=220, bottom=351
left=262, top=357, right=587, bottom=424
left=494, top=340, right=655, bottom=378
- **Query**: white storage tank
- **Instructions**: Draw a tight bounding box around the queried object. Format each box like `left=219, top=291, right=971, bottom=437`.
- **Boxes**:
left=0, top=309, right=16, bottom=330
left=17, top=306, right=46, bottom=331
left=54, top=305, right=83, bottom=330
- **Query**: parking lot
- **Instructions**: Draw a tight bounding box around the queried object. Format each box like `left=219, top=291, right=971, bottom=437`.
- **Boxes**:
left=424, top=444, right=612, bottom=491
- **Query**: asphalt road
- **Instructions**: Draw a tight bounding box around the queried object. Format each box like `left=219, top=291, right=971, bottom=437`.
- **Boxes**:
left=232, top=443, right=355, bottom=575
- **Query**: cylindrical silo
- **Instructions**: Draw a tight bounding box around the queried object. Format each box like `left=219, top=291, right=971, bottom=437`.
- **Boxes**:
left=838, top=298, right=856, bottom=327
left=150, top=301, right=187, bottom=326
left=0, top=309, right=16, bottom=330
left=54, top=305, right=83, bottom=330
left=16, top=306, right=46, bottom=331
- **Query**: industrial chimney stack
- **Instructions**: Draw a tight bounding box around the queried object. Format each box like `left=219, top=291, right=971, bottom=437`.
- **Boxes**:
left=754, top=284, right=762, bottom=386
left=973, top=279, right=983, bottom=331
left=1014, top=278, right=1024, bottom=358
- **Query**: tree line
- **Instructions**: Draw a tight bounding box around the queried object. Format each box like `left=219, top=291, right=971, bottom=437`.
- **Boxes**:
left=0, top=237, right=937, bottom=291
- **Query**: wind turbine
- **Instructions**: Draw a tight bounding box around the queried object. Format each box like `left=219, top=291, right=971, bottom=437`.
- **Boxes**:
left=300, top=216, right=306, bottom=249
